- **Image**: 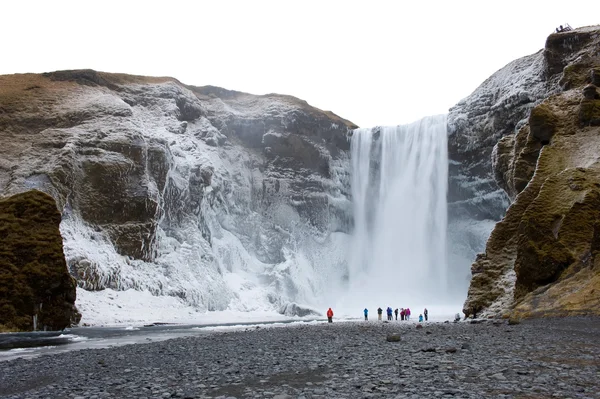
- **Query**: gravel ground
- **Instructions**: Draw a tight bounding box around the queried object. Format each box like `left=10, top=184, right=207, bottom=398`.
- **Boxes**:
left=0, top=317, right=599, bottom=399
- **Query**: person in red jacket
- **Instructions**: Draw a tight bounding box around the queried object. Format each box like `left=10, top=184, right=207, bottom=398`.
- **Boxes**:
left=327, top=308, right=334, bottom=323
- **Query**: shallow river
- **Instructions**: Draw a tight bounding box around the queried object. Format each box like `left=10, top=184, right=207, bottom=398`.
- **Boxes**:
left=0, top=319, right=316, bottom=362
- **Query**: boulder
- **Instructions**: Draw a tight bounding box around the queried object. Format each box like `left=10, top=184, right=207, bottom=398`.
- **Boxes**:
left=386, top=333, right=401, bottom=342
left=279, top=303, right=321, bottom=317
left=0, top=190, right=80, bottom=331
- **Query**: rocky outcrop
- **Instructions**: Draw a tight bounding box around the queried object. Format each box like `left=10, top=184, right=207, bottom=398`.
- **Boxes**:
left=0, top=70, right=356, bottom=314
left=0, top=190, right=80, bottom=331
left=463, top=25, right=600, bottom=318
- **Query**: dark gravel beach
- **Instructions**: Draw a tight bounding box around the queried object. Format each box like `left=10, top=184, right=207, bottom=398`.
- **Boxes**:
left=1, top=317, right=599, bottom=399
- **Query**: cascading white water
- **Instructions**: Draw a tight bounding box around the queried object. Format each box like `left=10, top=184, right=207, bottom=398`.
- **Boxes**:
left=345, top=115, right=448, bottom=309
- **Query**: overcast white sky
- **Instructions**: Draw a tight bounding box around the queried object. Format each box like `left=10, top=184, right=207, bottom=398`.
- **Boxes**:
left=2, top=1, right=598, bottom=127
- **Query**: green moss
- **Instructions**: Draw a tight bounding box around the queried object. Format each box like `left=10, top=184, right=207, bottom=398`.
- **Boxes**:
left=579, top=99, right=600, bottom=126
left=0, top=190, right=80, bottom=331
left=529, top=104, right=559, bottom=142
left=560, top=63, right=591, bottom=89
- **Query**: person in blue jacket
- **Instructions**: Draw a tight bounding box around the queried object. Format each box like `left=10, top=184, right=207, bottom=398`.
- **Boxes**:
left=419, top=314, right=424, bottom=323
left=386, top=307, right=393, bottom=321
left=363, top=308, right=368, bottom=321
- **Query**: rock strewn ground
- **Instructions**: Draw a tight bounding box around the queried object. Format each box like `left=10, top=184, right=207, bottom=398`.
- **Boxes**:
left=1, top=317, right=599, bottom=399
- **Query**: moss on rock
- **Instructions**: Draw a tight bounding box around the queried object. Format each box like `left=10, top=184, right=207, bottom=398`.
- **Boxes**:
left=579, top=99, right=600, bottom=126
left=0, top=190, right=80, bottom=330
left=529, top=103, right=559, bottom=143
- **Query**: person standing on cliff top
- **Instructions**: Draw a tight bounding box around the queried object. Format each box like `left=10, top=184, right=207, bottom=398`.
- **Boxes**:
left=377, top=307, right=383, bottom=321
left=364, top=308, right=368, bottom=321
left=400, top=308, right=405, bottom=321
left=424, top=308, right=428, bottom=321
left=394, top=308, right=399, bottom=320
left=327, top=307, right=333, bottom=323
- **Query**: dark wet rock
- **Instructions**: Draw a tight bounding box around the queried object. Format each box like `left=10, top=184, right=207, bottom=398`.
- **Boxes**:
left=583, top=84, right=599, bottom=100
left=0, top=190, right=80, bottom=331
left=508, top=317, right=521, bottom=325
left=279, top=303, right=320, bottom=317
left=386, top=333, right=401, bottom=342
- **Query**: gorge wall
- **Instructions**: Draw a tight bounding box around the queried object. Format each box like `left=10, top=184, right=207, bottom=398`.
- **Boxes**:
left=0, top=70, right=356, bottom=319
left=459, top=25, right=600, bottom=318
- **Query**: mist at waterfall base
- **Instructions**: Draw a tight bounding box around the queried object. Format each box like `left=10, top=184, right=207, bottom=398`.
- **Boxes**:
left=333, top=115, right=462, bottom=319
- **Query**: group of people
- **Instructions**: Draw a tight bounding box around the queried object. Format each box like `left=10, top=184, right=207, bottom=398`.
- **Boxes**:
left=326, top=307, right=430, bottom=323
left=364, top=307, right=428, bottom=322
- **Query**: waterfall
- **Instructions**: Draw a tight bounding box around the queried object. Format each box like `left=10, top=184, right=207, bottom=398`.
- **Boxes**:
left=345, top=115, right=448, bottom=309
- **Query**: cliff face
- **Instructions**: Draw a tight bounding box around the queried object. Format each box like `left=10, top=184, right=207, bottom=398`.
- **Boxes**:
left=0, top=190, right=80, bottom=331
left=0, top=70, right=356, bottom=316
left=462, top=26, right=600, bottom=318
left=445, top=35, right=559, bottom=297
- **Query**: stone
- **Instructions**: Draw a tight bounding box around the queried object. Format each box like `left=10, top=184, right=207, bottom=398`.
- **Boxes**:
left=0, top=190, right=80, bottom=331
left=592, top=69, right=600, bottom=86
left=386, top=333, right=401, bottom=342
left=279, top=303, right=321, bottom=317
left=583, top=84, right=599, bottom=100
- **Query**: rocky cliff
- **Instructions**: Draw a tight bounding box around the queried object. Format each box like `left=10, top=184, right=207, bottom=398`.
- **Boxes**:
left=461, top=25, right=600, bottom=318
left=446, top=32, right=558, bottom=298
left=0, top=190, right=80, bottom=331
left=0, top=70, right=356, bottom=318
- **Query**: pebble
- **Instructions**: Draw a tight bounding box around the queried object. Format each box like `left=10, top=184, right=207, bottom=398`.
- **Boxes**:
left=0, top=317, right=599, bottom=398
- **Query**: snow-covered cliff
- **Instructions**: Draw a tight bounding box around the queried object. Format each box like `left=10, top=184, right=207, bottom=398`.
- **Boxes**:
left=0, top=71, right=357, bottom=323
